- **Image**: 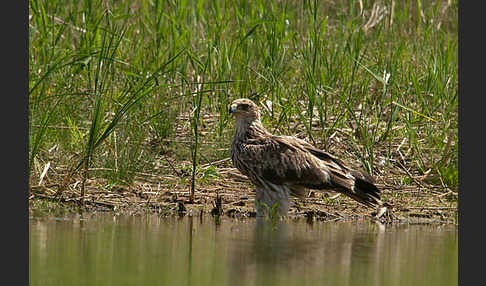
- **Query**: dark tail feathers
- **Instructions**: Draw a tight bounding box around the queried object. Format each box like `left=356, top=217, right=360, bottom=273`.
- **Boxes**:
left=350, top=175, right=382, bottom=208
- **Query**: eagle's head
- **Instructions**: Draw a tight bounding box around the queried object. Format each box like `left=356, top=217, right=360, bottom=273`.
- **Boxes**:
left=229, top=98, right=260, bottom=120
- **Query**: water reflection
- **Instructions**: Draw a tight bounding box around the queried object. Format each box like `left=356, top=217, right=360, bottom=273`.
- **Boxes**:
left=226, top=218, right=457, bottom=286
left=29, top=214, right=457, bottom=286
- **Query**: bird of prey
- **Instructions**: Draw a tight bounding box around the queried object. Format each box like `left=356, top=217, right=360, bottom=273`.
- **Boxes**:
left=229, top=98, right=384, bottom=217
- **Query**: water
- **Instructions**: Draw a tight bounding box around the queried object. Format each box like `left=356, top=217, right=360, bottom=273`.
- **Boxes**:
left=29, top=214, right=457, bottom=286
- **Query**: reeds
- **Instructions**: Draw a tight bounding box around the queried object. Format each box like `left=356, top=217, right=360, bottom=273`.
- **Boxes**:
left=29, top=0, right=458, bottom=197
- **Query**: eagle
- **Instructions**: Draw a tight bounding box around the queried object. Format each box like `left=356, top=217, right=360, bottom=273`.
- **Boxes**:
left=229, top=98, right=384, bottom=217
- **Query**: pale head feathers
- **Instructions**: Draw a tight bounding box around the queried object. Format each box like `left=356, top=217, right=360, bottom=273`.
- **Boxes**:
left=229, top=98, right=261, bottom=121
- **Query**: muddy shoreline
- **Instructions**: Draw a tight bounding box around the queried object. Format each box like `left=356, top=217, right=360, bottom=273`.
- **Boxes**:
left=29, top=165, right=458, bottom=225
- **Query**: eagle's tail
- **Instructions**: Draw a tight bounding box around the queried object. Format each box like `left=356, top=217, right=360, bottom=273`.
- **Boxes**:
left=328, top=170, right=382, bottom=208
left=346, top=175, right=382, bottom=208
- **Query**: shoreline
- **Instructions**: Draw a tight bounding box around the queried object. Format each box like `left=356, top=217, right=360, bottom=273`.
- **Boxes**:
left=29, top=165, right=458, bottom=225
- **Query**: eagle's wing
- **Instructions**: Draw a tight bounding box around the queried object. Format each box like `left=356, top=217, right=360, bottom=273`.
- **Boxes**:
left=238, top=135, right=348, bottom=189
left=237, top=135, right=381, bottom=206
left=290, top=136, right=377, bottom=183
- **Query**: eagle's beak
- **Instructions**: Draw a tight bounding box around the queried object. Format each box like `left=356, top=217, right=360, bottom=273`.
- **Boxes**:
left=229, top=104, right=237, bottom=114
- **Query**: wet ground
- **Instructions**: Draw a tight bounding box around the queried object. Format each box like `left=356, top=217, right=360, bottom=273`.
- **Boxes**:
left=29, top=170, right=458, bottom=224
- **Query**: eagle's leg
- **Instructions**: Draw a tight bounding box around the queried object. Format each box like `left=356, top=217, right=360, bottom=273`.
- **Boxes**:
left=255, top=185, right=290, bottom=217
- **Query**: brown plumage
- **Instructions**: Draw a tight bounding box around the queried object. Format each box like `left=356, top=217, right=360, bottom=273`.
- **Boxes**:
left=229, top=98, right=383, bottom=217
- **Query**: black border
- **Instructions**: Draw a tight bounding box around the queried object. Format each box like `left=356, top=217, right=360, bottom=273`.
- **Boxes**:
left=4, top=0, right=29, bottom=285
left=458, top=1, right=478, bottom=286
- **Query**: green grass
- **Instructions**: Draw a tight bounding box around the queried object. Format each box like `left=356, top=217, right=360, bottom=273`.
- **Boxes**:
left=29, top=0, right=458, bottom=194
